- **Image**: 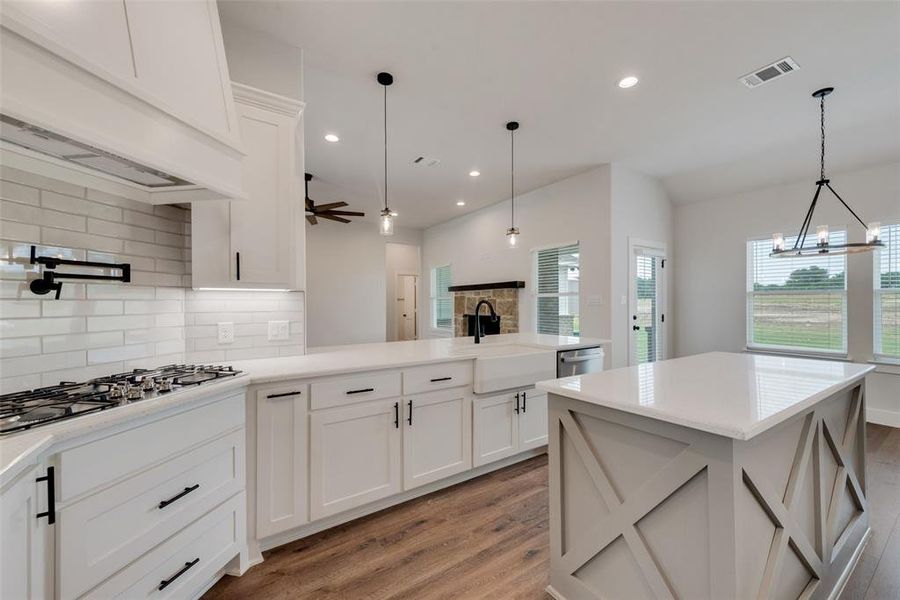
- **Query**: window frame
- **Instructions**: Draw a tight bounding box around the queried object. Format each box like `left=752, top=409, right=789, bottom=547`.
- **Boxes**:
left=430, top=263, right=453, bottom=332
left=874, top=221, right=900, bottom=364
left=533, top=241, right=580, bottom=337
left=745, top=229, right=849, bottom=357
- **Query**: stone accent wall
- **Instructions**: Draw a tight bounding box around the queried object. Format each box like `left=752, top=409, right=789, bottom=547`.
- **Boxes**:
left=452, top=287, right=519, bottom=337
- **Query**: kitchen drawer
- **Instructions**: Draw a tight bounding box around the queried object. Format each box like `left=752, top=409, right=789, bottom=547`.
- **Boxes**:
left=310, top=371, right=401, bottom=410
left=83, top=493, right=244, bottom=600
left=59, top=392, right=244, bottom=501
left=402, top=361, right=473, bottom=395
left=59, top=429, right=244, bottom=600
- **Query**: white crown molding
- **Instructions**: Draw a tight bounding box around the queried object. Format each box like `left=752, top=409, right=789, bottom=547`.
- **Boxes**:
left=232, top=82, right=305, bottom=118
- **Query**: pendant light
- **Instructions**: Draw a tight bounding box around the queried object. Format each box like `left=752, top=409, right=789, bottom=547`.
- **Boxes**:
left=771, top=87, right=883, bottom=257
left=505, top=121, right=520, bottom=248
left=377, top=72, right=395, bottom=236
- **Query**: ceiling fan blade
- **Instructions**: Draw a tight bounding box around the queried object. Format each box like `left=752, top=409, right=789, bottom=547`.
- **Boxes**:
left=306, top=214, right=318, bottom=225
left=313, top=201, right=348, bottom=211
left=322, top=210, right=365, bottom=217
left=306, top=198, right=314, bottom=210
left=317, top=213, right=351, bottom=224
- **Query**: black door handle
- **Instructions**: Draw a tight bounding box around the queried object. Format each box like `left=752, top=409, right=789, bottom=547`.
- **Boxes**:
left=407, top=400, right=413, bottom=426
left=266, top=390, right=302, bottom=399
left=632, top=325, right=641, bottom=331
left=514, top=393, right=520, bottom=414
left=235, top=252, right=241, bottom=281
left=158, top=558, right=200, bottom=591
left=394, top=402, right=399, bottom=428
left=522, top=391, right=527, bottom=413
left=430, top=376, right=452, bottom=382
left=35, top=466, right=55, bottom=525
left=346, top=388, right=374, bottom=395
left=159, top=484, right=200, bottom=509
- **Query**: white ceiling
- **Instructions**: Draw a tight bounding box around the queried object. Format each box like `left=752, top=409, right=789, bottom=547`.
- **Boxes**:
left=220, top=1, right=900, bottom=229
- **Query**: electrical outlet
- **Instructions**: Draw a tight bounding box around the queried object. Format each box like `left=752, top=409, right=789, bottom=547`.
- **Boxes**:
left=217, top=322, right=234, bottom=344
left=268, top=320, right=290, bottom=341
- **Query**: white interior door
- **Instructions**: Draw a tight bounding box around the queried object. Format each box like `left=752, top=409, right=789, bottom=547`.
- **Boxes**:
left=628, top=240, right=667, bottom=366
left=396, top=275, right=418, bottom=341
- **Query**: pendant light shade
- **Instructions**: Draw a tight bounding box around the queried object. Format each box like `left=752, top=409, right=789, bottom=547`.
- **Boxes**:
left=771, top=87, right=883, bottom=257
left=506, top=121, right=520, bottom=248
left=377, top=71, right=395, bottom=236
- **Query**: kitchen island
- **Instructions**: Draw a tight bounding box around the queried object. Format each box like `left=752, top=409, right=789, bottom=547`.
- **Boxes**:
left=537, top=352, right=873, bottom=600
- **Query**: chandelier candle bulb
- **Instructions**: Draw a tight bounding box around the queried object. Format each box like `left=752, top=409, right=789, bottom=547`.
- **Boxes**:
left=867, top=222, right=881, bottom=243
left=772, top=233, right=785, bottom=253
left=817, top=225, right=830, bottom=247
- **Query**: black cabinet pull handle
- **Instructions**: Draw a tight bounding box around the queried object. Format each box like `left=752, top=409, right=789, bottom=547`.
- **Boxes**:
left=514, top=393, right=520, bottom=414
left=35, top=466, right=55, bottom=525
left=407, top=400, right=413, bottom=426
left=522, top=391, right=527, bottom=413
left=266, top=390, right=302, bottom=399
left=158, top=558, right=199, bottom=591
left=158, top=484, right=200, bottom=509
left=346, top=388, right=374, bottom=395
left=235, top=252, right=240, bottom=281
left=393, top=402, right=399, bottom=428
left=632, top=325, right=640, bottom=331
left=430, top=376, right=452, bottom=382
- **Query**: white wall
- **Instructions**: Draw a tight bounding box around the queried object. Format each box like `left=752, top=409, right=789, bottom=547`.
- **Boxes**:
left=674, top=161, right=900, bottom=425
left=220, top=17, right=303, bottom=100
left=610, top=164, right=675, bottom=367
left=385, top=242, right=421, bottom=341
left=305, top=220, right=422, bottom=347
left=422, top=166, right=613, bottom=344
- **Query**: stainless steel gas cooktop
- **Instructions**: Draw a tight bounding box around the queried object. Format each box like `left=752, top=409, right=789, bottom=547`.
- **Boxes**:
left=0, top=364, right=241, bottom=436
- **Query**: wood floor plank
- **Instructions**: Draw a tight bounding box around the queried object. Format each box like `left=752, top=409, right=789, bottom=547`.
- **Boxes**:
left=205, top=425, right=899, bottom=600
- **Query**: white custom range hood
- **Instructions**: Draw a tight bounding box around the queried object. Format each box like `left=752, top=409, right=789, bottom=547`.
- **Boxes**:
left=0, top=0, right=247, bottom=204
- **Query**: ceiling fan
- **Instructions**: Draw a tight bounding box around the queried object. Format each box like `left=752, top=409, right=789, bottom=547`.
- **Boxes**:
left=305, top=173, right=365, bottom=225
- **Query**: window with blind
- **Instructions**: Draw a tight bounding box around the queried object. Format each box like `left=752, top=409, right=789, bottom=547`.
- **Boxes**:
left=535, top=243, right=580, bottom=336
left=431, top=264, right=452, bottom=330
left=747, top=230, right=847, bottom=354
left=875, top=223, right=900, bottom=361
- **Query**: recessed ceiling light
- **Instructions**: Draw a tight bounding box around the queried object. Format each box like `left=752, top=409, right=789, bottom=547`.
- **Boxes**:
left=324, top=133, right=340, bottom=143
left=456, top=201, right=466, bottom=206
left=618, top=76, right=639, bottom=89
left=469, top=170, right=480, bottom=177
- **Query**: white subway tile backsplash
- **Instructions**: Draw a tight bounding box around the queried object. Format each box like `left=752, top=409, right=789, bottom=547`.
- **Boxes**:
left=1, top=317, right=86, bottom=338
left=0, top=220, right=41, bottom=242
left=0, top=300, right=41, bottom=318
left=1, top=350, right=85, bottom=377
left=0, top=180, right=40, bottom=205
left=41, top=300, right=123, bottom=317
left=1, top=374, right=42, bottom=395
left=87, top=218, right=155, bottom=242
left=41, top=363, right=124, bottom=387
left=88, top=343, right=156, bottom=365
left=0, top=337, right=41, bottom=358
left=87, top=314, right=156, bottom=332
left=85, top=188, right=154, bottom=214
left=86, top=284, right=157, bottom=300
left=123, top=210, right=183, bottom=234
left=42, top=190, right=122, bottom=221
left=42, top=228, right=123, bottom=254
left=1, top=166, right=85, bottom=198
left=123, top=300, right=182, bottom=314
left=43, top=331, right=123, bottom=353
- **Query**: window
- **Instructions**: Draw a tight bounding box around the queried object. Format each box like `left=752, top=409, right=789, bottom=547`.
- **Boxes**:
left=875, top=223, right=900, bottom=361
left=747, top=230, right=847, bottom=354
left=536, top=243, right=580, bottom=336
left=431, top=264, right=452, bottom=330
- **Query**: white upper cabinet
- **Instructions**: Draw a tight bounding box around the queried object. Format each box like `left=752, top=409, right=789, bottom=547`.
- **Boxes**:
left=192, top=83, right=305, bottom=290
left=0, top=0, right=245, bottom=204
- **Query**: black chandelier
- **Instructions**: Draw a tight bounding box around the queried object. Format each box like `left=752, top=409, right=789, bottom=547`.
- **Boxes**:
left=771, top=87, right=883, bottom=257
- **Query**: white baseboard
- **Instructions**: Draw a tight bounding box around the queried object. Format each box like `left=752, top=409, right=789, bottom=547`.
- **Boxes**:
left=867, top=408, right=900, bottom=428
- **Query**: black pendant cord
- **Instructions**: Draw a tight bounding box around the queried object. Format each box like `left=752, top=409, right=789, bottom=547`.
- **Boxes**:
left=819, top=94, right=826, bottom=182
left=510, top=127, right=515, bottom=228
left=383, top=84, right=388, bottom=212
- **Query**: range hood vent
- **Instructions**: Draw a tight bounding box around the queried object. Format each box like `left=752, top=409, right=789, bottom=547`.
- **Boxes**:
left=0, top=114, right=192, bottom=188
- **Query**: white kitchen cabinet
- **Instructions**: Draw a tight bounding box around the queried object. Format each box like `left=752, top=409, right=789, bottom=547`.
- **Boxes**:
left=192, top=83, right=306, bottom=290
left=256, top=385, right=308, bottom=538
left=403, top=389, right=472, bottom=490
left=474, top=388, right=548, bottom=467
left=310, top=399, right=402, bottom=520
left=473, top=392, right=519, bottom=467
left=518, top=390, right=548, bottom=450
left=0, top=463, right=51, bottom=600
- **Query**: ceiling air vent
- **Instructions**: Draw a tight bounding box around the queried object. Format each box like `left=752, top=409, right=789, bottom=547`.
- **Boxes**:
left=412, top=156, right=440, bottom=167
left=739, top=56, right=800, bottom=88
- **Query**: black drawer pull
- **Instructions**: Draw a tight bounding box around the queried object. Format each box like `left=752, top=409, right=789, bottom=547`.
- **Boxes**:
left=158, top=484, right=200, bottom=509
left=393, top=402, right=399, bottom=428
left=430, top=376, right=452, bottom=382
left=235, top=252, right=241, bottom=281
left=514, top=393, right=520, bottom=414
left=266, top=390, right=302, bottom=399
left=346, top=388, right=374, bottom=395
left=158, top=558, right=199, bottom=591
left=35, top=466, right=55, bottom=525
left=522, top=391, right=527, bottom=413
left=407, top=400, right=413, bottom=426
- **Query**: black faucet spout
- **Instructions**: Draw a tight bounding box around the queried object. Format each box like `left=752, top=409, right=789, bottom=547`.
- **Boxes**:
left=473, top=299, right=498, bottom=344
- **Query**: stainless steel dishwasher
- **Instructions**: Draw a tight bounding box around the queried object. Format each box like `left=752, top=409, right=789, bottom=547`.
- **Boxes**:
left=557, top=346, right=605, bottom=377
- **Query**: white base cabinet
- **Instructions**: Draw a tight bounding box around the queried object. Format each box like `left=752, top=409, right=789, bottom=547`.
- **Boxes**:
left=0, top=463, right=50, bottom=600
left=256, top=385, right=308, bottom=538
left=474, top=388, right=548, bottom=467
left=403, top=389, right=472, bottom=490
left=310, top=399, right=402, bottom=521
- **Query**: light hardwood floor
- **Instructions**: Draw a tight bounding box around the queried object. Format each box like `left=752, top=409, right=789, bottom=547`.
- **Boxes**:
left=204, top=424, right=900, bottom=600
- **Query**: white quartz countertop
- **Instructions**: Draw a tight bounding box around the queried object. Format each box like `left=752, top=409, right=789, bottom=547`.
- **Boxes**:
left=230, top=333, right=609, bottom=384
left=536, top=352, right=874, bottom=440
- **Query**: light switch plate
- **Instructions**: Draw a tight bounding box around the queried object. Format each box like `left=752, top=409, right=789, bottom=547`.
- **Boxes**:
left=217, top=322, right=234, bottom=344
left=268, top=320, right=290, bottom=341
